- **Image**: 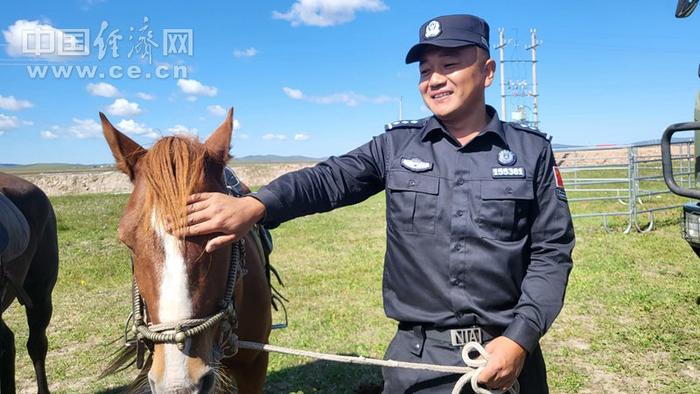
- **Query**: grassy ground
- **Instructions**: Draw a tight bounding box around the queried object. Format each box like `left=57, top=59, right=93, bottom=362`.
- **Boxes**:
left=2, top=191, right=699, bottom=393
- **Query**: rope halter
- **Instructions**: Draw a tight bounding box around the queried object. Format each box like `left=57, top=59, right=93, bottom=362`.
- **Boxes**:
left=129, top=239, right=244, bottom=353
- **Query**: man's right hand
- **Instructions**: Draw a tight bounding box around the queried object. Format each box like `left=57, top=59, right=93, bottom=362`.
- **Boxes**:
left=180, top=193, right=266, bottom=253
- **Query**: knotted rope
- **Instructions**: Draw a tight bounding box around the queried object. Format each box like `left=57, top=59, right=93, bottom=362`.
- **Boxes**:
left=237, top=340, right=519, bottom=394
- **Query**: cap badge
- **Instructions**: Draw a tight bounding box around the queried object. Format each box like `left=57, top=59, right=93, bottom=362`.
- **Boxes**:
left=497, top=149, right=517, bottom=166
left=424, top=20, right=441, bottom=39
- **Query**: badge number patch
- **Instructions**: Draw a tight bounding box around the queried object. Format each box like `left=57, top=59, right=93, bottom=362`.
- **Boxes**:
left=492, top=167, right=525, bottom=178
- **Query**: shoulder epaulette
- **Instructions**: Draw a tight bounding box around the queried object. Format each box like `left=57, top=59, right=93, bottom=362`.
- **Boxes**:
left=509, top=122, right=551, bottom=141
left=385, top=118, right=429, bottom=132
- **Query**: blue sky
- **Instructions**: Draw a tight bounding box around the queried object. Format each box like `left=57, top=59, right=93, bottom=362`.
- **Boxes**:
left=0, top=0, right=698, bottom=164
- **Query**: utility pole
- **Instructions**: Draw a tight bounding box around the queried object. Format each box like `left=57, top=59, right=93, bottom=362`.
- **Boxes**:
left=496, top=28, right=507, bottom=120
left=496, top=27, right=541, bottom=128
left=526, top=29, right=541, bottom=128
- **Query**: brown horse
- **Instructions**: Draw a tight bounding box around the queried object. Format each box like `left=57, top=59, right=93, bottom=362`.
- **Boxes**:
left=100, top=109, right=272, bottom=393
left=0, top=172, right=59, bottom=394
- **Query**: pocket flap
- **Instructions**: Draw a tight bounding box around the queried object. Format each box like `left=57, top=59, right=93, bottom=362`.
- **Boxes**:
left=387, top=170, right=439, bottom=194
left=481, top=179, right=533, bottom=200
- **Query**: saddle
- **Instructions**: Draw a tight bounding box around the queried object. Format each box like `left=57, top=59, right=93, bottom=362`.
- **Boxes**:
left=224, top=167, right=287, bottom=323
left=224, top=167, right=273, bottom=255
left=0, top=192, right=30, bottom=263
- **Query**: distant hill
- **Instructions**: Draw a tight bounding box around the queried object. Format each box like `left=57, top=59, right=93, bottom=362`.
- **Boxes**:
left=552, top=143, right=581, bottom=149
left=0, top=156, right=324, bottom=170
left=631, top=136, right=693, bottom=146
left=0, top=163, right=113, bottom=174
left=232, top=155, right=324, bottom=163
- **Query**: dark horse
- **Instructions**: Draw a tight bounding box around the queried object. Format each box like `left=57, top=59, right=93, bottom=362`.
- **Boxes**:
left=100, top=109, right=272, bottom=393
left=0, top=172, right=59, bottom=393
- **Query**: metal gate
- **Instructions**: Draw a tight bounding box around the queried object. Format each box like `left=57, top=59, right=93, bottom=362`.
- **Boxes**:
left=555, top=140, right=694, bottom=232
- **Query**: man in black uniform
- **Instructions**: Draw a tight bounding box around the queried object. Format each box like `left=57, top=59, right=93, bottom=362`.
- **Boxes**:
left=182, top=14, right=574, bottom=393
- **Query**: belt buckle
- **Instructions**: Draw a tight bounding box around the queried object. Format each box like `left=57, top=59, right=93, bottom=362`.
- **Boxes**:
left=450, top=326, right=482, bottom=346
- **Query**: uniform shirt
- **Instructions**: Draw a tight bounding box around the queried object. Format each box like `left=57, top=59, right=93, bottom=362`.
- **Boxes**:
left=254, top=105, right=574, bottom=353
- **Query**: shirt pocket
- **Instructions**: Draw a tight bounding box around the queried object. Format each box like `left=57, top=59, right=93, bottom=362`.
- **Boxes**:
left=386, top=170, right=439, bottom=234
left=477, top=179, right=534, bottom=241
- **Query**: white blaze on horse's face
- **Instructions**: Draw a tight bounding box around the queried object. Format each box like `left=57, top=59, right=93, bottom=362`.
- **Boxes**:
left=148, top=212, right=216, bottom=393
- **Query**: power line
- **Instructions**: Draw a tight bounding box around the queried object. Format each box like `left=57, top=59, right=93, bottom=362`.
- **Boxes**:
left=496, top=28, right=542, bottom=129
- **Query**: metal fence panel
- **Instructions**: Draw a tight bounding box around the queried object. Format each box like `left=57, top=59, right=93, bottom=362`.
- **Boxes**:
left=554, top=140, right=694, bottom=232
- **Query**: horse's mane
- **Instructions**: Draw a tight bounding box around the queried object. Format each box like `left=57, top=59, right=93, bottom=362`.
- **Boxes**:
left=140, top=135, right=218, bottom=232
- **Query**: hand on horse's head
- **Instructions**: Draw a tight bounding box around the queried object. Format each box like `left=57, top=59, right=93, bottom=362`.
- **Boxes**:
left=173, top=192, right=266, bottom=253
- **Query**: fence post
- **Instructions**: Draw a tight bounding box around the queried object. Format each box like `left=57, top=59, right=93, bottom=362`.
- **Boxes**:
left=688, top=141, right=694, bottom=188
left=625, top=146, right=636, bottom=233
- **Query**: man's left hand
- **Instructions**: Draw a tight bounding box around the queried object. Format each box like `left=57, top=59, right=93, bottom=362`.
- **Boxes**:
left=476, top=336, right=527, bottom=391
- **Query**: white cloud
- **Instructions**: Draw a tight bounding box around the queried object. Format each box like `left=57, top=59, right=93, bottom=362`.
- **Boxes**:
left=106, top=98, right=142, bottom=116
left=86, top=82, right=120, bottom=98
left=167, top=124, right=198, bottom=136
left=283, top=87, right=304, bottom=100
left=81, top=0, right=107, bottom=10
left=234, top=47, right=258, bottom=58
left=115, top=119, right=159, bottom=139
left=294, top=133, right=311, bottom=141
left=233, top=119, right=241, bottom=130
left=40, top=130, right=58, bottom=139
left=262, top=133, right=287, bottom=140
left=177, top=79, right=218, bottom=97
left=273, top=0, right=388, bottom=27
left=237, top=133, right=249, bottom=140
left=0, top=95, right=33, bottom=111
left=2, top=19, right=83, bottom=58
left=68, top=118, right=101, bottom=139
left=207, top=104, right=227, bottom=116
left=186, top=96, right=198, bottom=102
left=283, top=87, right=396, bottom=107
left=0, top=114, right=21, bottom=131
left=136, top=92, right=155, bottom=100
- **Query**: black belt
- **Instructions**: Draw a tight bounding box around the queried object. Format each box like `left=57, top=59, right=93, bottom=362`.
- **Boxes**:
left=399, top=323, right=502, bottom=346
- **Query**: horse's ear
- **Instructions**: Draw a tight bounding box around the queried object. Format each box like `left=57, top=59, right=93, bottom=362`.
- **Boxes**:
left=205, top=107, right=233, bottom=163
left=100, top=112, right=146, bottom=181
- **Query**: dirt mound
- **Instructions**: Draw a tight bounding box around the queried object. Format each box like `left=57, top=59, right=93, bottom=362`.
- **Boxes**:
left=21, top=163, right=315, bottom=196
left=554, top=144, right=693, bottom=167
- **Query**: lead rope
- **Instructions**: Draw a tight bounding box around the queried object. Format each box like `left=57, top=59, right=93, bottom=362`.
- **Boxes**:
left=236, top=340, right=519, bottom=394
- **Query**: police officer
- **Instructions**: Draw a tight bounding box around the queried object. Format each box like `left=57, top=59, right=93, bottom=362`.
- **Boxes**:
left=182, top=14, right=574, bottom=393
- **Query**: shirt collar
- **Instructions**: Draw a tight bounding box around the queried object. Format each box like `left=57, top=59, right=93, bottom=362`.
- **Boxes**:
left=421, top=105, right=508, bottom=147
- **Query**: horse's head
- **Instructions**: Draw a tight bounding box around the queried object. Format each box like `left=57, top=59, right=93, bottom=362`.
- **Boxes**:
left=101, top=110, right=236, bottom=393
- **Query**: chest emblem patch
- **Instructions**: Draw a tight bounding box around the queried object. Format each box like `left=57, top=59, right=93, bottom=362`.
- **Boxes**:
left=497, top=149, right=517, bottom=166
left=401, top=157, right=433, bottom=172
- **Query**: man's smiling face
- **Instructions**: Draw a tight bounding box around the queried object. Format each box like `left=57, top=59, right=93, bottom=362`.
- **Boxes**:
left=418, top=45, right=495, bottom=122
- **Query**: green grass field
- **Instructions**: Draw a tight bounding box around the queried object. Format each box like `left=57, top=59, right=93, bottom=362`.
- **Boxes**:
left=3, top=191, right=700, bottom=393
